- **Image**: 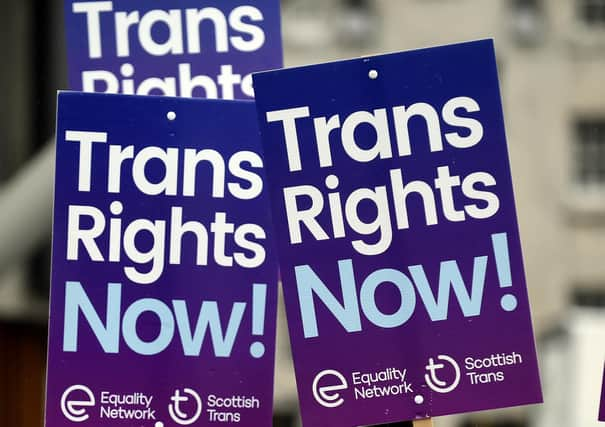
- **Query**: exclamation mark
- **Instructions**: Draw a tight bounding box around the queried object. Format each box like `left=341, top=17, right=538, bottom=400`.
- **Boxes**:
left=491, top=232, right=518, bottom=312
left=249, top=283, right=267, bottom=358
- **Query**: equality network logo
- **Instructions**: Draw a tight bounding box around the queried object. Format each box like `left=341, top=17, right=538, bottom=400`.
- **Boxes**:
left=311, top=356, right=461, bottom=410
left=61, top=384, right=95, bottom=422
left=312, top=369, right=348, bottom=408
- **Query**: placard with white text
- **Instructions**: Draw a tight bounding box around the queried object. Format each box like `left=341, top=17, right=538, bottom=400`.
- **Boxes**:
left=253, top=39, right=542, bottom=426
left=45, top=92, right=278, bottom=426
left=64, top=0, right=282, bottom=99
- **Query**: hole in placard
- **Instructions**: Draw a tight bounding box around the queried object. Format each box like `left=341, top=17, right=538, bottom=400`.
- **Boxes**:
left=120, top=63, right=134, bottom=77
left=167, top=111, right=176, bottom=121
left=368, top=69, right=378, bottom=79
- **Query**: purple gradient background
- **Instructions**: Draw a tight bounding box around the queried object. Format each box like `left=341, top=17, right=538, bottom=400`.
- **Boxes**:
left=253, top=40, right=542, bottom=426
left=64, top=0, right=283, bottom=98
left=45, top=92, right=278, bottom=426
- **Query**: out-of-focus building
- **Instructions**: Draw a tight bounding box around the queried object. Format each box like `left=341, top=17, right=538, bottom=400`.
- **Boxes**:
left=0, top=1, right=64, bottom=426
left=0, top=0, right=604, bottom=426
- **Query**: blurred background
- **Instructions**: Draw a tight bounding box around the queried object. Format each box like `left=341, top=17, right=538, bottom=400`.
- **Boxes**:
left=1, top=0, right=605, bottom=426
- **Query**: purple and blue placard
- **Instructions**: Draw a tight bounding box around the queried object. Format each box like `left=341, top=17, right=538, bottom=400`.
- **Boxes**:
left=45, top=91, right=278, bottom=427
left=253, top=39, right=543, bottom=426
left=64, top=0, right=282, bottom=99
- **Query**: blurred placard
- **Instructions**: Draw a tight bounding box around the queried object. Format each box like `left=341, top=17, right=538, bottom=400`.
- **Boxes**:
left=253, top=39, right=542, bottom=426
left=45, top=92, right=278, bottom=427
left=64, top=0, right=282, bottom=99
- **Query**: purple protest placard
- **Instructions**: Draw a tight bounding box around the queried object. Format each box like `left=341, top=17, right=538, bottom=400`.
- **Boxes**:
left=64, top=0, right=282, bottom=99
left=253, top=40, right=542, bottom=426
left=45, top=92, right=278, bottom=427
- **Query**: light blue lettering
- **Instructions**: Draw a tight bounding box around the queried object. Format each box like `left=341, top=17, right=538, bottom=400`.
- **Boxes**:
left=360, top=268, right=416, bottom=328
left=62, top=281, right=247, bottom=357
left=295, top=259, right=362, bottom=338
left=122, top=299, right=175, bottom=355
left=409, top=257, right=487, bottom=320
left=173, top=300, right=245, bottom=357
left=63, top=281, right=121, bottom=353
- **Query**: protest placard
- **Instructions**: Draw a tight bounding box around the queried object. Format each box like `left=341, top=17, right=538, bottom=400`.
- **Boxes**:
left=45, top=92, right=278, bottom=426
left=64, top=0, right=282, bottom=98
left=253, top=39, right=542, bottom=426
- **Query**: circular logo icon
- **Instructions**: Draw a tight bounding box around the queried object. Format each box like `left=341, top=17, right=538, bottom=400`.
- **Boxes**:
left=312, top=369, right=348, bottom=408
left=60, top=385, right=95, bottom=422
left=424, top=354, right=461, bottom=393
left=168, top=388, right=202, bottom=425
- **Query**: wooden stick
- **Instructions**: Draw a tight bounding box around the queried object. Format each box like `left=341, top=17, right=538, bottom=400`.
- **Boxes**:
left=412, top=418, right=433, bottom=427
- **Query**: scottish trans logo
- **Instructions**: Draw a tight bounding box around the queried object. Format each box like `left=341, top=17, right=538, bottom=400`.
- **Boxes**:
left=424, top=355, right=461, bottom=393
left=168, top=388, right=203, bottom=425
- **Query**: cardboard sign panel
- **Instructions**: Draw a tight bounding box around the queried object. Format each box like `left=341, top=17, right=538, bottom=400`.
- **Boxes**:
left=64, top=0, right=282, bottom=99
left=46, top=92, right=278, bottom=427
left=253, top=40, right=542, bottom=426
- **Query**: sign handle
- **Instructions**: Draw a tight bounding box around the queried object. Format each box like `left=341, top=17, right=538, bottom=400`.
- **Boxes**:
left=413, top=419, right=433, bottom=427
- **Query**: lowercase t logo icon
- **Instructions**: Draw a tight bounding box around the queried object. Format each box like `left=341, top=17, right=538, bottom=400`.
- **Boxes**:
left=425, top=355, right=461, bottom=393
left=168, top=388, right=202, bottom=425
